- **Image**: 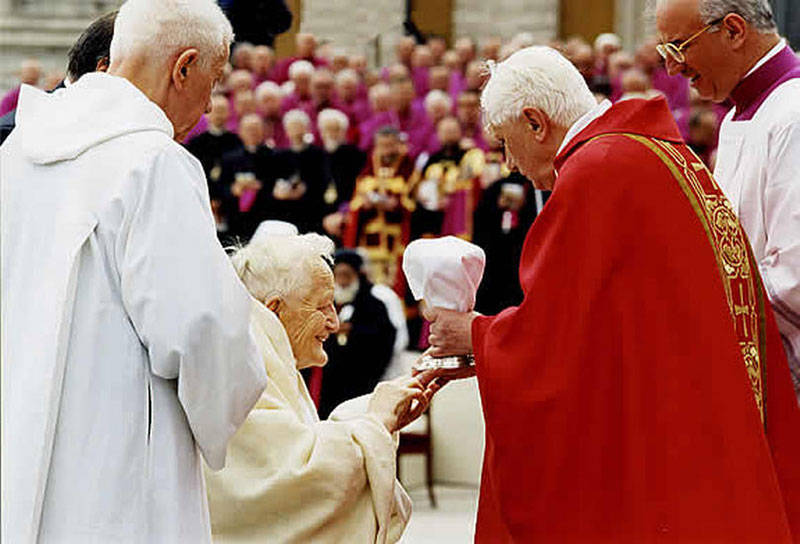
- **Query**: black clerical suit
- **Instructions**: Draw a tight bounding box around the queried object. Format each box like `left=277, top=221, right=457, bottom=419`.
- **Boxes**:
left=473, top=172, right=550, bottom=315
left=218, top=144, right=275, bottom=242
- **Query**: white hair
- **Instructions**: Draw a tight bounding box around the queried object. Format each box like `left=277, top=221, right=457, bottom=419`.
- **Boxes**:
left=230, top=233, right=334, bottom=302
left=335, top=68, right=358, bottom=85
left=255, top=80, right=282, bottom=101
left=593, top=33, right=622, bottom=53
left=368, top=82, right=390, bottom=102
left=317, top=108, right=349, bottom=131
left=110, top=0, right=233, bottom=70
left=282, top=108, right=311, bottom=130
left=424, top=89, right=453, bottom=112
left=481, top=46, right=597, bottom=133
left=288, top=59, right=315, bottom=79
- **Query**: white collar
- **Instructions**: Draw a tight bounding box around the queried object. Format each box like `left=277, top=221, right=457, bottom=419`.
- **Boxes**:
left=556, top=99, right=612, bottom=157
left=743, top=38, right=786, bottom=79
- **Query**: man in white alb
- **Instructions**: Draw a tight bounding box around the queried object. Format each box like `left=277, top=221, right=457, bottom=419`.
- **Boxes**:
left=0, top=0, right=267, bottom=542
left=657, top=0, right=800, bottom=402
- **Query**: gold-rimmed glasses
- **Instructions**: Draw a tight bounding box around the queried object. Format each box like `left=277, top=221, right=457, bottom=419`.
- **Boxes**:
left=656, top=17, right=725, bottom=64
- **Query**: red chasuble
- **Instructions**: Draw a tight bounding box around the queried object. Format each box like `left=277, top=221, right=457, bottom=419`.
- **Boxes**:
left=471, top=97, right=800, bottom=542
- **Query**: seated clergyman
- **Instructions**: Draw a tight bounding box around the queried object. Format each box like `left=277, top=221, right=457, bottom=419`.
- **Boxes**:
left=205, top=233, right=441, bottom=543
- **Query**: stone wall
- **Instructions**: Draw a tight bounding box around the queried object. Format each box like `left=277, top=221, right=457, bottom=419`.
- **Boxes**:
left=453, top=0, right=559, bottom=44
left=300, top=0, right=561, bottom=66
left=300, top=0, right=406, bottom=67
left=0, top=0, right=119, bottom=93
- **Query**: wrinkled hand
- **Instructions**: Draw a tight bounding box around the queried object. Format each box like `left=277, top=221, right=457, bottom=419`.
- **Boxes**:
left=368, top=372, right=444, bottom=433
left=424, top=306, right=479, bottom=358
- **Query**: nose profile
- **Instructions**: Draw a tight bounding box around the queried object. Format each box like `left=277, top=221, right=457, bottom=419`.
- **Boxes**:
left=665, top=56, right=682, bottom=77
left=328, top=305, right=339, bottom=332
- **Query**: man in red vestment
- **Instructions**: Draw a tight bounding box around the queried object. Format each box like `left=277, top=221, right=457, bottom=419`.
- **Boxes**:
left=425, top=46, right=800, bottom=542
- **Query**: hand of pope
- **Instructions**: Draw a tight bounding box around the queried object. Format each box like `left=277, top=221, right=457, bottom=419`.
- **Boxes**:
left=425, top=306, right=479, bottom=358
left=368, top=372, right=443, bottom=433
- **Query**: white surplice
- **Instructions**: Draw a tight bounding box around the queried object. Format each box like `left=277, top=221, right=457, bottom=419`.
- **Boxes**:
left=205, top=301, right=411, bottom=543
left=714, top=50, right=800, bottom=400
left=1, top=73, right=268, bottom=543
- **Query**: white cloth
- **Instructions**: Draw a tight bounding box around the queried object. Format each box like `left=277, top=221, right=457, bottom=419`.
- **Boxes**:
left=714, top=74, right=800, bottom=399
left=206, top=301, right=411, bottom=543
left=402, top=236, right=485, bottom=312
left=743, top=39, right=786, bottom=78
left=1, top=73, right=267, bottom=543
left=556, top=99, right=612, bottom=158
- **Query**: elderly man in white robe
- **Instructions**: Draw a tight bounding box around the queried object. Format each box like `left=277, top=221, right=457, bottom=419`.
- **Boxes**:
left=657, top=0, right=800, bottom=401
left=205, top=233, right=441, bottom=543
left=0, top=1, right=267, bottom=542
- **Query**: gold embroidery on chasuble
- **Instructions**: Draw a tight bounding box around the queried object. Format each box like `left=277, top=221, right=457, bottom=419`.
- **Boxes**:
left=614, top=134, right=766, bottom=425
left=351, top=162, right=415, bottom=286
left=592, top=134, right=766, bottom=426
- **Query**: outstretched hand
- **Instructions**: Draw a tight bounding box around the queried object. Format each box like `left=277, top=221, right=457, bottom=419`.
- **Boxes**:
left=368, top=371, right=445, bottom=433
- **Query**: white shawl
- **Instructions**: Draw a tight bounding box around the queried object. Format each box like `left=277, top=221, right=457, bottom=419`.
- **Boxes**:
left=205, top=301, right=411, bottom=543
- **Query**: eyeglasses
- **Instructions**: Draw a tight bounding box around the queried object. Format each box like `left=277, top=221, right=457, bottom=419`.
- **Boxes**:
left=656, top=17, right=724, bottom=64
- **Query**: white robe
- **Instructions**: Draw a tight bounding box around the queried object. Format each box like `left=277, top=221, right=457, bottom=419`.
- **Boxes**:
left=205, top=301, right=411, bottom=543
left=1, top=73, right=267, bottom=543
left=714, top=74, right=800, bottom=400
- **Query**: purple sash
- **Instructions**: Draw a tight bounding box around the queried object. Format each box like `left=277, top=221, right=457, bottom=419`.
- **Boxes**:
left=730, top=46, right=800, bottom=121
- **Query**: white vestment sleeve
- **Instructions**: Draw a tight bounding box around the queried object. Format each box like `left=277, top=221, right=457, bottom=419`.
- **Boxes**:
left=763, top=120, right=800, bottom=351
left=119, top=147, right=267, bottom=470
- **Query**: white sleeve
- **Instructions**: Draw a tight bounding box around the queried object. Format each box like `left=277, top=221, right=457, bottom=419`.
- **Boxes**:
left=119, top=146, right=267, bottom=470
left=762, top=118, right=800, bottom=345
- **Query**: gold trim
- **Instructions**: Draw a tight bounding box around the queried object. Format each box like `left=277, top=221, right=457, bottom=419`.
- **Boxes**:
left=589, top=133, right=767, bottom=425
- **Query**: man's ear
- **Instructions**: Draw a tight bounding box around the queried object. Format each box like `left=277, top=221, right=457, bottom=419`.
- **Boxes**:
left=265, top=295, right=282, bottom=315
left=722, top=13, right=748, bottom=50
left=522, top=107, right=549, bottom=143
left=172, top=48, right=200, bottom=90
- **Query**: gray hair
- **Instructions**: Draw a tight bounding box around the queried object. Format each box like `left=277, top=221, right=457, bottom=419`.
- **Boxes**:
left=230, top=233, right=335, bottom=302
left=698, top=0, right=776, bottom=32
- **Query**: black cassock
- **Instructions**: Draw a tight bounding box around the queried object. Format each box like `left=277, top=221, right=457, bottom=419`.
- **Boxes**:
left=186, top=130, right=242, bottom=199
left=323, top=143, right=367, bottom=214
left=254, top=144, right=328, bottom=234
left=218, top=144, right=275, bottom=243
left=473, top=172, right=550, bottom=315
left=316, top=280, right=396, bottom=420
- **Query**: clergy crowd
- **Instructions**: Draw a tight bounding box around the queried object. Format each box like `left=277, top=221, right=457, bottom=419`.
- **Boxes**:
left=2, top=0, right=800, bottom=541
left=0, top=9, right=741, bottom=352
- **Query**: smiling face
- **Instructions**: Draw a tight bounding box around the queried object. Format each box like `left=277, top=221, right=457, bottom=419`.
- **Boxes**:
left=655, top=0, right=742, bottom=102
left=278, top=261, right=339, bottom=369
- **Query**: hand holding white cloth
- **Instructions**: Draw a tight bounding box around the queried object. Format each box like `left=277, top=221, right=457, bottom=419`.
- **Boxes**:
left=402, top=236, right=486, bottom=312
